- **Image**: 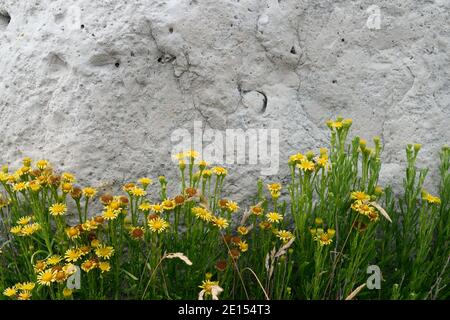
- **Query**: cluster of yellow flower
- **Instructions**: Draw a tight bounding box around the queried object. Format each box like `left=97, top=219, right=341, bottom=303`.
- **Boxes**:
left=350, top=191, right=380, bottom=222
left=309, top=218, right=335, bottom=246
left=288, top=148, right=329, bottom=172
left=10, top=216, right=41, bottom=236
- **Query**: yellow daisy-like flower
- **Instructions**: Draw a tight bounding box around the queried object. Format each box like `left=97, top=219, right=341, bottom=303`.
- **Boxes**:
left=238, top=241, right=248, bottom=252
left=13, top=182, right=28, bottom=192
left=250, top=205, right=263, bottom=216
left=129, top=226, right=145, bottom=240
left=212, top=166, right=228, bottom=176
left=15, top=282, right=35, bottom=291
left=95, top=245, right=115, bottom=260
left=46, top=255, right=63, bottom=266
left=211, top=217, right=229, bottom=229
left=162, top=199, right=176, bottom=211
left=351, top=191, right=370, bottom=202
left=288, top=153, right=306, bottom=164
left=237, top=226, right=249, bottom=235
left=66, top=227, right=81, bottom=240
left=423, top=192, right=441, bottom=205
left=276, top=230, right=294, bottom=242
left=317, top=233, right=333, bottom=246
left=192, top=207, right=213, bottom=222
left=17, top=216, right=32, bottom=225
left=37, top=269, right=55, bottom=286
left=49, top=203, right=67, bottom=216
left=21, top=223, right=41, bottom=236
left=148, top=217, right=170, bottom=233
left=198, top=160, right=208, bottom=169
left=297, top=159, right=315, bottom=172
left=266, top=212, right=283, bottom=223
left=225, top=201, right=239, bottom=213
left=82, top=187, right=97, bottom=198
left=151, top=204, right=164, bottom=214
left=10, top=225, right=23, bottom=235
left=129, top=186, right=146, bottom=197
left=61, top=182, right=73, bottom=193
left=138, top=202, right=152, bottom=212
left=316, top=156, right=328, bottom=168
left=3, top=287, right=17, bottom=297
left=351, top=201, right=374, bottom=216
left=27, top=180, right=41, bottom=191
left=102, top=208, right=119, bottom=220
left=36, top=160, right=49, bottom=170
left=81, top=259, right=97, bottom=272
left=17, top=291, right=32, bottom=300
left=65, top=248, right=82, bottom=262
left=98, top=261, right=111, bottom=273
left=61, top=172, right=76, bottom=183
left=185, top=150, right=200, bottom=159
left=91, top=239, right=101, bottom=248
left=267, top=183, right=281, bottom=193
left=138, top=177, right=153, bottom=187
left=34, top=260, right=47, bottom=273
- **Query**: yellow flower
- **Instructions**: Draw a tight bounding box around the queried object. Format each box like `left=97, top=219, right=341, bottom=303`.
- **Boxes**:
left=162, top=199, right=176, bottom=211
left=46, top=255, right=63, bottom=266
left=297, top=159, right=315, bottom=172
left=316, top=156, right=328, bottom=168
left=36, top=160, right=49, bottom=170
left=16, top=282, right=35, bottom=291
left=98, top=261, right=111, bottom=273
left=49, top=203, right=67, bottom=216
left=351, top=201, right=375, bottom=217
left=27, top=180, right=41, bottom=192
left=130, top=186, right=146, bottom=197
left=198, top=279, right=223, bottom=300
left=250, top=205, right=263, bottom=216
left=129, top=226, right=145, bottom=240
left=82, top=187, right=97, bottom=198
left=61, top=182, right=73, bottom=193
left=225, top=201, right=239, bottom=213
left=138, top=177, right=153, bottom=187
left=91, top=239, right=101, bottom=248
left=423, top=192, right=441, bottom=205
left=211, top=217, right=229, bottom=229
left=102, top=208, right=119, bottom=220
left=238, top=241, right=248, bottom=252
left=202, top=169, right=212, bottom=177
left=317, top=233, right=333, bottom=246
left=148, top=217, right=169, bottom=233
left=95, top=245, right=115, bottom=259
left=267, top=183, right=281, bottom=193
left=192, top=207, right=213, bottom=222
left=13, top=182, right=28, bottom=192
left=198, top=160, right=208, bottom=169
left=237, top=226, right=249, bottom=235
left=65, top=248, right=82, bottom=262
left=37, top=269, right=55, bottom=286
left=10, top=225, right=23, bottom=235
left=66, top=227, right=80, bottom=240
left=3, top=287, right=17, bottom=297
left=63, top=288, right=73, bottom=298
left=17, top=291, right=32, bottom=300
left=276, top=230, right=294, bottom=242
left=151, top=204, right=164, bottom=214
left=266, top=212, right=283, bottom=223
left=61, top=172, right=76, bottom=183
left=21, top=223, right=41, bottom=236
left=212, top=166, right=228, bottom=176
left=81, top=259, right=97, bottom=272
left=138, top=202, right=152, bottom=212
left=185, top=150, right=200, bottom=159
left=351, top=191, right=370, bottom=202
left=34, top=260, right=47, bottom=273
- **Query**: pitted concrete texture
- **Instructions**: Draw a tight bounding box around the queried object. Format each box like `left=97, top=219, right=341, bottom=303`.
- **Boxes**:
left=0, top=0, right=449, bottom=200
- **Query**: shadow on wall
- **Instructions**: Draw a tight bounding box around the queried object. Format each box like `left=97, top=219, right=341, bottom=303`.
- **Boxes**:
left=0, top=9, right=11, bottom=29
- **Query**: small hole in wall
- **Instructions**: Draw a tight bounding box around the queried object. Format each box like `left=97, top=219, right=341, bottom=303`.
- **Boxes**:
left=115, top=62, right=120, bottom=68
left=81, top=24, right=85, bottom=29
left=290, top=46, right=296, bottom=54
left=332, top=79, right=337, bottom=84
left=169, top=27, right=173, bottom=33
left=0, top=10, right=11, bottom=29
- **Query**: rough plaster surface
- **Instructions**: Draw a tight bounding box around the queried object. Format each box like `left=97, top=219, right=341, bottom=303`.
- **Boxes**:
left=0, top=0, right=449, bottom=201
